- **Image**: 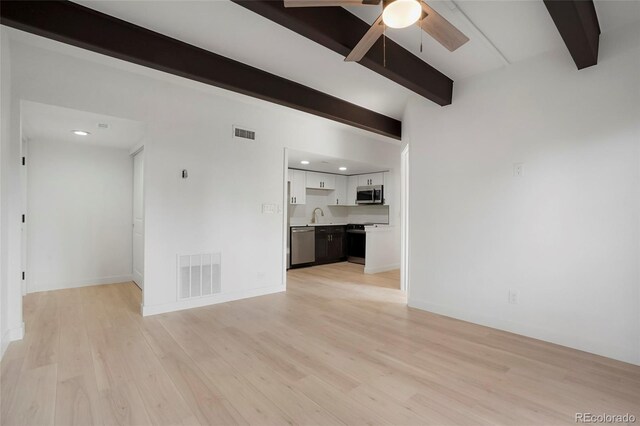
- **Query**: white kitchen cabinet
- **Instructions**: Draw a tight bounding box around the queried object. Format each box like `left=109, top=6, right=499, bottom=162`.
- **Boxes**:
left=289, top=169, right=306, bottom=205
left=306, top=172, right=335, bottom=190
left=328, top=175, right=349, bottom=206
left=347, top=175, right=359, bottom=206
left=358, top=173, right=384, bottom=187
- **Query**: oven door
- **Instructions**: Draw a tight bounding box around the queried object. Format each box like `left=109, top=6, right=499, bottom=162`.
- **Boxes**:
left=347, top=229, right=366, bottom=264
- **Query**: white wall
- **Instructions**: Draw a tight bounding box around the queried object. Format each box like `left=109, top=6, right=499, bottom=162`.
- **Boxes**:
left=404, top=23, right=640, bottom=365
left=1, top=29, right=24, bottom=359
left=6, top=33, right=402, bottom=317
left=1, top=30, right=10, bottom=358
left=26, top=139, right=133, bottom=292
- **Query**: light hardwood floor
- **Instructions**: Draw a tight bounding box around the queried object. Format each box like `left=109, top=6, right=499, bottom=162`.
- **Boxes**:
left=1, top=262, right=639, bottom=425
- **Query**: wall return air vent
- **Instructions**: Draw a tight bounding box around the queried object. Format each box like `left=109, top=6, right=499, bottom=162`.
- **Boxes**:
left=233, top=125, right=256, bottom=141
left=177, top=253, right=221, bottom=300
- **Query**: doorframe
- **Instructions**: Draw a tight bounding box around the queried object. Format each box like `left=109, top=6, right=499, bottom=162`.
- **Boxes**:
left=20, top=136, right=28, bottom=296
left=282, top=147, right=289, bottom=290
left=131, top=145, right=145, bottom=307
left=400, top=144, right=410, bottom=295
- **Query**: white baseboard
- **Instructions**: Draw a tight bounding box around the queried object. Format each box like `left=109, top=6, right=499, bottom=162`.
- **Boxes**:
left=142, top=284, right=286, bottom=316
left=1, top=322, right=25, bottom=360
left=1, top=329, right=10, bottom=360
left=408, top=298, right=640, bottom=366
left=364, top=263, right=400, bottom=274
left=9, top=322, right=25, bottom=341
left=28, top=275, right=133, bottom=293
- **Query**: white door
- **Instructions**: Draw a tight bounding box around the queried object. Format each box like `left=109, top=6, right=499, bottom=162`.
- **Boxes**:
left=347, top=176, right=358, bottom=205
left=332, top=175, right=347, bottom=205
left=132, top=149, right=144, bottom=289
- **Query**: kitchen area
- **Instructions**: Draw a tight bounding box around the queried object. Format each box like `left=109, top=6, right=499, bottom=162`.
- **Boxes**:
left=287, top=151, right=400, bottom=277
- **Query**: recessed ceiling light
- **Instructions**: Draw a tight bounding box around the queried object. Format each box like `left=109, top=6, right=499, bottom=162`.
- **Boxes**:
left=339, top=167, right=347, bottom=171
left=72, top=130, right=90, bottom=136
left=300, top=160, right=310, bottom=165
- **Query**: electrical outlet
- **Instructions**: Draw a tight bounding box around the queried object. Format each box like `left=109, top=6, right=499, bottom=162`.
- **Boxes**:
left=513, top=163, right=524, bottom=177
left=508, top=290, right=519, bottom=304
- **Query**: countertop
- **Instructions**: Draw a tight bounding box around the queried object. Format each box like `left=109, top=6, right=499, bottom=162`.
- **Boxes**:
left=290, top=223, right=390, bottom=228
left=290, top=223, right=349, bottom=227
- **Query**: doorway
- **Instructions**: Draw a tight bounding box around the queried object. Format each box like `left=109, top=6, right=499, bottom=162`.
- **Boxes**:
left=19, top=101, right=145, bottom=303
left=283, top=147, right=402, bottom=294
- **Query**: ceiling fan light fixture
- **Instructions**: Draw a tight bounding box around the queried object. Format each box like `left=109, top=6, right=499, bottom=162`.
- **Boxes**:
left=382, top=0, right=422, bottom=29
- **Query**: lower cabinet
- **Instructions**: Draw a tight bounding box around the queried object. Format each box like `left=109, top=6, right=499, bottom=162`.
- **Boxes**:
left=314, top=226, right=346, bottom=265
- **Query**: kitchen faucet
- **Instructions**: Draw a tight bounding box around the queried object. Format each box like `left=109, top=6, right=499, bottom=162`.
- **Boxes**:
left=311, top=207, right=324, bottom=224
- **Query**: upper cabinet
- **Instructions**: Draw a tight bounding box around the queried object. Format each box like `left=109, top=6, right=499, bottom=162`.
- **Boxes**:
left=288, top=169, right=388, bottom=207
left=306, top=172, right=335, bottom=190
left=289, top=169, right=306, bottom=205
left=346, top=176, right=359, bottom=206
left=328, top=175, right=349, bottom=206
left=358, top=173, right=384, bottom=187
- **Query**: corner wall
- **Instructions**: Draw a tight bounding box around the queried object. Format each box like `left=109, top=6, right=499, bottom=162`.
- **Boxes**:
left=404, top=23, right=640, bottom=365
left=0, top=29, right=11, bottom=358
left=1, top=29, right=24, bottom=359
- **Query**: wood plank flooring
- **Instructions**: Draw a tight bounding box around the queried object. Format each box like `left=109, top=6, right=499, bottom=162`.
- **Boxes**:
left=1, top=262, right=639, bottom=425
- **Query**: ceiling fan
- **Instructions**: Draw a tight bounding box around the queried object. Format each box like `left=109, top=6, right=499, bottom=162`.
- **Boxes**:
left=284, top=0, right=469, bottom=62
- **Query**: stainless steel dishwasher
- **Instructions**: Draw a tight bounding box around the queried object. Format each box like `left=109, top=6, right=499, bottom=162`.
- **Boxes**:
left=291, top=227, right=315, bottom=266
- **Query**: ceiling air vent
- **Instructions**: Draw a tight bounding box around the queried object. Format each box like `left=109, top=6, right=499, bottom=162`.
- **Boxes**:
left=233, top=125, right=256, bottom=141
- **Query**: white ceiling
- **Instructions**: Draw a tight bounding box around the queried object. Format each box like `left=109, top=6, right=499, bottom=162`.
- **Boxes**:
left=21, top=101, right=146, bottom=149
left=62, top=0, right=640, bottom=120
left=288, top=150, right=388, bottom=175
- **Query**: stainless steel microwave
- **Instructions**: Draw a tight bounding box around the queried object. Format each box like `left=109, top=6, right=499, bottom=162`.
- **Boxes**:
left=356, top=185, right=384, bottom=204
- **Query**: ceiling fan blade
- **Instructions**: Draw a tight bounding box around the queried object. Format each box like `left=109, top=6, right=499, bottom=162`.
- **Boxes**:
left=418, top=1, right=469, bottom=52
left=284, top=0, right=380, bottom=7
left=345, top=14, right=384, bottom=62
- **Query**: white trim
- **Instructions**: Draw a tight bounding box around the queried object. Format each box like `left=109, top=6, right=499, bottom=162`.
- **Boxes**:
left=1, top=329, right=10, bottom=359
left=28, top=275, right=133, bottom=293
left=129, top=143, right=144, bottom=156
left=142, top=284, right=286, bottom=316
left=9, top=323, right=24, bottom=341
left=364, top=263, right=400, bottom=274
left=408, top=298, right=640, bottom=366
left=1, top=323, right=25, bottom=360
left=282, top=148, right=289, bottom=289
left=400, top=144, right=410, bottom=294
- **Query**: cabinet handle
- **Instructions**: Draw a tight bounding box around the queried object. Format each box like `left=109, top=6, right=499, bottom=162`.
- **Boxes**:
left=294, top=197, right=296, bottom=203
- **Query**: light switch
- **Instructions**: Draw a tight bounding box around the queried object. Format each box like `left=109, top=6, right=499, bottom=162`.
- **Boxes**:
left=262, top=203, right=276, bottom=214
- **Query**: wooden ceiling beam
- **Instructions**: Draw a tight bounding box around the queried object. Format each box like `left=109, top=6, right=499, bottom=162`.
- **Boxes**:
left=231, top=0, right=454, bottom=106
left=0, top=0, right=401, bottom=139
left=543, top=0, right=600, bottom=70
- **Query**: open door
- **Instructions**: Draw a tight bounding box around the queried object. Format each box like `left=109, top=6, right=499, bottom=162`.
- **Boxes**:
left=132, top=149, right=144, bottom=289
